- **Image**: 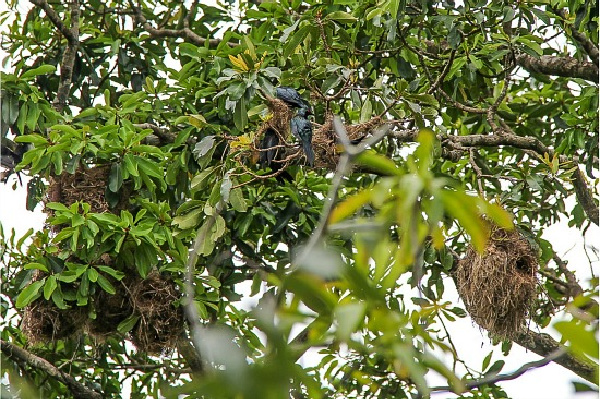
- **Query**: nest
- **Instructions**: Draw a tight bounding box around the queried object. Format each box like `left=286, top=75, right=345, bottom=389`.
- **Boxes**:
left=21, top=300, right=88, bottom=344
left=455, top=225, right=539, bottom=338
left=253, top=98, right=386, bottom=171
left=312, top=115, right=383, bottom=169
left=129, top=272, right=184, bottom=354
left=46, top=165, right=130, bottom=226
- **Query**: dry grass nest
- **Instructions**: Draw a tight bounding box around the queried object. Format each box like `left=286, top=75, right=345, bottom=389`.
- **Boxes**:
left=128, top=272, right=184, bottom=354
left=21, top=299, right=88, bottom=344
left=254, top=98, right=385, bottom=169
left=22, top=272, right=184, bottom=353
left=455, top=225, right=539, bottom=338
left=46, top=165, right=130, bottom=228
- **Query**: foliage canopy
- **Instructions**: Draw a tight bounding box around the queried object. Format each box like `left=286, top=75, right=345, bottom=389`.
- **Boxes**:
left=0, top=0, right=598, bottom=398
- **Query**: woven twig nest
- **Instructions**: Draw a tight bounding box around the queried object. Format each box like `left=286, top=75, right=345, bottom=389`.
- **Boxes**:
left=129, top=272, right=184, bottom=354
left=46, top=165, right=130, bottom=226
left=21, top=299, right=87, bottom=344
left=456, top=225, right=539, bottom=338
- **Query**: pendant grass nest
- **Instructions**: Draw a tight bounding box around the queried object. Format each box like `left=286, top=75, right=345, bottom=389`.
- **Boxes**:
left=22, top=271, right=184, bottom=354
left=455, top=224, right=539, bottom=338
left=253, top=98, right=386, bottom=171
left=46, top=165, right=131, bottom=227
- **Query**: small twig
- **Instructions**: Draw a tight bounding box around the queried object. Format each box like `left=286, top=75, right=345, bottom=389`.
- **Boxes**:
left=468, top=149, right=485, bottom=197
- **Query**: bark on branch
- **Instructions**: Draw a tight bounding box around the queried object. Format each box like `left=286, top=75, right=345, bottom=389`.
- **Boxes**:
left=513, top=330, right=598, bottom=383
left=431, top=348, right=568, bottom=393
left=553, top=8, right=599, bottom=68
left=130, top=2, right=236, bottom=47
left=1, top=340, right=103, bottom=399
left=30, top=0, right=76, bottom=43
left=516, top=53, right=598, bottom=82
left=31, top=0, right=80, bottom=113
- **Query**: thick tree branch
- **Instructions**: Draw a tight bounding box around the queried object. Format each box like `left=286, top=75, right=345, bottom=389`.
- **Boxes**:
left=553, top=8, right=599, bottom=67
left=130, top=2, right=236, bottom=47
left=572, top=168, right=599, bottom=225
left=512, top=330, right=598, bottom=383
left=515, top=53, right=598, bottom=82
left=431, top=348, right=568, bottom=393
left=29, top=0, right=76, bottom=43
left=1, top=340, right=103, bottom=399
left=30, top=0, right=80, bottom=113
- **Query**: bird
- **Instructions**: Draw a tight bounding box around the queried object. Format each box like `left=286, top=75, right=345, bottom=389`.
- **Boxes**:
left=290, top=107, right=314, bottom=166
left=259, top=127, right=279, bottom=166
left=276, top=87, right=311, bottom=110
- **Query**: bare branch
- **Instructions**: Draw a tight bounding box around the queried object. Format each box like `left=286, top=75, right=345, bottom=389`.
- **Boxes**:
left=513, top=330, right=598, bottom=383
left=515, top=53, right=598, bottom=82
left=130, top=2, right=236, bottom=47
left=553, top=8, right=599, bottom=67
left=1, top=340, right=103, bottom=399
left=431, top=348, right=568, bottom=393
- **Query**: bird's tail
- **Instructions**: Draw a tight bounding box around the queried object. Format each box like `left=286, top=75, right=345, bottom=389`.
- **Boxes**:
left=303, top=141, right=314, bottom=166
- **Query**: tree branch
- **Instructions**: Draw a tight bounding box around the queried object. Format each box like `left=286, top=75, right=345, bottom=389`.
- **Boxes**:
left=1, top=340, right=103, bottom=399
left=29, top=0, right=76, bottom=43
left=512, top=330, right=598, bottom=383
left=572, top=168, right=599, bottom=225
left=553, top=8, right=599, bottom=68
left=515, top=53, right=598, bottom=82
left=431, top=348, right=568, bottom=393
left=130, top=2, right=236, bottom=47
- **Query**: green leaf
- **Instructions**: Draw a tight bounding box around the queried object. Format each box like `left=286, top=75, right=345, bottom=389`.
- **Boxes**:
left=193, top=136, right=216, bottom=160
left=21, top=65, right=56, bottom=79
left=554, top=320, right=599, bottom=360
left=87, top=268, right=99, bottom=282
left=44, top=275, right=58, bottom=300
left=360, top=100, right=372, bottom=123
left=14, top=135, right=48, bottom=146
left=16, top=280, right=44, bottom=308
left=109, top=162, right=123, bottom=192
left=24, top=262, right=49, bottom=272
left=229, top=187, right=248, bottom=212
left=335, top=302, right=365, bottom=341
left=284, top=26, right=310, bottom=58
left=96, top=274, right=116, bottom=294
left=325, top=11, right=357, bottom=23
left=356, top=150, right=403, bottom=176
left=117, top=315, right=140, bottom=333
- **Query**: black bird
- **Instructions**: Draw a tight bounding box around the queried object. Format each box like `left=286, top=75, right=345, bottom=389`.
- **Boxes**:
left=259, top=127, right=279, bottom=166
left=259, top=128, right=292, bottom=182
left=276, top=87, right=310, bottom=110
left=290, top=107, right=314, bottom=166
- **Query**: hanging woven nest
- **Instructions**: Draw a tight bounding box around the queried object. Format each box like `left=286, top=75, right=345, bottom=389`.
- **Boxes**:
left=20, top=271, right=87, bottom=344
left=455, top=225, right=539, bottom=338
left=46, top=165, right=131, bottom=228
left=129, top=272, right=184, bottom=354
left=312, top=114, right=383, bottom=169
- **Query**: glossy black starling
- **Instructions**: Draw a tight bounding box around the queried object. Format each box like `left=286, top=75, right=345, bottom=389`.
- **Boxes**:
left=259, top=128, right=279, bottom=166
left=290, top=107, right=314, bottom=166
left=276, top=87, right=310, bottom=110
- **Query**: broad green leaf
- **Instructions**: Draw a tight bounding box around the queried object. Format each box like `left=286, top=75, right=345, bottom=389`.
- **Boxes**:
left=329, top=189, right=373, bottom=224
left=43, top=275, right=58, bottom=300
left=356, top=150, right=403, bottom=176
left=24, top=262, right=49, bottom=272
left=21, top=65, right=56, bottom=79
left=325, top=11, right=357, bottom=23
left=96, top=274, right=116, bottom=294
left=117, top=315, right=140, bottom=333
left=16, top=280, right=44, bottom=308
